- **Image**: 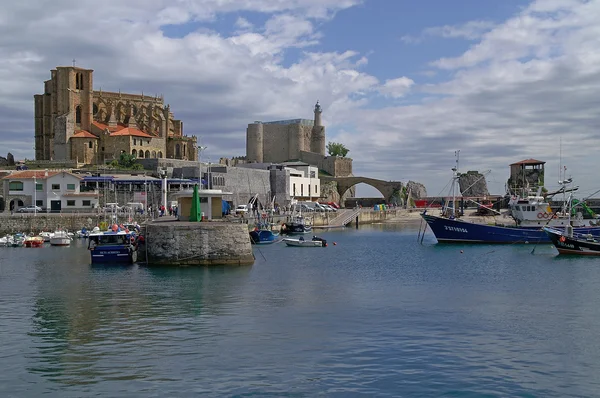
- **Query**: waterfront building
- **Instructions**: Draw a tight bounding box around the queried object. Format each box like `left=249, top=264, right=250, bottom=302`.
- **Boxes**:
left=507, top=159, right=545, bottom=194
left=2, top=170, right=99, bottom=213
left=34, top=66, right=198, bottom=166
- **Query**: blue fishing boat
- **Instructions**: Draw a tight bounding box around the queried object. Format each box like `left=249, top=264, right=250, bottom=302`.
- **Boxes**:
left=88, top=230, right=138, bottom=264
left=249, top=216, right=280, bottom=244
left=421, top=153, right=600, bottom=244
left=249, top=229, right=280, bottom=244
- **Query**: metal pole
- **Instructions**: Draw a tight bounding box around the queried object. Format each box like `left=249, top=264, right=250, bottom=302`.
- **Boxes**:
left=34, top=175, right=37, bottom=216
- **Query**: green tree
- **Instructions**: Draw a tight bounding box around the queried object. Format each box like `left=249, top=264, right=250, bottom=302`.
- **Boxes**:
left=118, top=153, right=137, bottom=168
left=326, top=142, right=349, bottom=157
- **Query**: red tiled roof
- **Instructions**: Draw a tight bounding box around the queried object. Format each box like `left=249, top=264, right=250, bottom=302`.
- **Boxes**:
left=1, top=171, right=62, bottom=180
left=110, top=127, right=154, bottom=138
left=72, top=130, right=98, bottom=139
left=510, top=158, right=546, bottom=166
left=92, top=121, right=154, bottom=138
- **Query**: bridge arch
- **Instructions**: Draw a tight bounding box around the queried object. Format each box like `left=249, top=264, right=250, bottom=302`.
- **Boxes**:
left=321, top=176, right=403, bottom=204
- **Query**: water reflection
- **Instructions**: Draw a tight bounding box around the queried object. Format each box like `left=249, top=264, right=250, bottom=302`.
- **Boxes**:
left=27, top=257, right=252, bottom=386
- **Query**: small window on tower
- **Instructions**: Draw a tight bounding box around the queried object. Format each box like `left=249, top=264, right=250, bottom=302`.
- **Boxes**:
left=75, top=106, right=82, bottom=124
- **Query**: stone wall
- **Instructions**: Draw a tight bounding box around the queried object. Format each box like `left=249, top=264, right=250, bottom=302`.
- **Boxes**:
left=0, top=214, right=105, bottom=235
left=298, top=151, right=353, bottom=177
left=53, top=113, right=73, bottom=161
left=214, top=167, right=271, bottom=207
left=145, top=222, right=254, bottom=266
left=71, top=138, right=97, bottom=164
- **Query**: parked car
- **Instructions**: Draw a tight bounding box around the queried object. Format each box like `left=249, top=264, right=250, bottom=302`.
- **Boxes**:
left=17, top=205, right=43, bottom=213
left=235, top=204, right=249, bottom=215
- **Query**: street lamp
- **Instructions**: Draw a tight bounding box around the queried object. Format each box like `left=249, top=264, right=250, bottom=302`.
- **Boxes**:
left=198, top=145, right=207, bottom=188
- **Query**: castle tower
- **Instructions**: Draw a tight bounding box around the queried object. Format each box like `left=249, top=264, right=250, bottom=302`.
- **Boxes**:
left=246, top=121, right=264, bottom=162
left=311, top=100, right=326, bottom=155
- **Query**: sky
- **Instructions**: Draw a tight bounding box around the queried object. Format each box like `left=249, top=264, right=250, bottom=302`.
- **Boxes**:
left=2, top=0, right=600, bottom=198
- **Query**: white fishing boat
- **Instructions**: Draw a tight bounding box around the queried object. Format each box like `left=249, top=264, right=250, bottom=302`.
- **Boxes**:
left=39, top=232, right=53, bottom=242
left=283, top=236, right=328, bottom=247
left=50, top=230, right=71, bottom=246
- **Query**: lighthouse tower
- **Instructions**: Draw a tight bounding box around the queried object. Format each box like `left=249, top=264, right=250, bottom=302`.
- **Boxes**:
left=311, top=100, right=325, bottom=155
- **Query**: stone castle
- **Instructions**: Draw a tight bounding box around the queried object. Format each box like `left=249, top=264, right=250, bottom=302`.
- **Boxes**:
left=34, top=66, right=198, bottom=165
left=243, top=101, right=352, bottom=177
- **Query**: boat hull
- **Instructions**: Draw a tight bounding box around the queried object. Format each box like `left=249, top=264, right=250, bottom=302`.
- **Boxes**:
left=249, top=230, right=280, bottom=245
left=91, top=247, right=137, bottom=264
left=283, top=222, right=312, bottom=234
left=283, top=239, right=323, bottom=247
left=422, top=213, right=600, bottom=244
left=544, top=227, right=600, bottom=255
left=24, top=239, right=44, bottom=248
left=50, top=238, right=71, bottom=246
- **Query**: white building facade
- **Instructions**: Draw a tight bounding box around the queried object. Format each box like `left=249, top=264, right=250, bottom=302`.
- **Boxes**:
left=3, top=170, right=99, bottom=213
left=287, top=164, right=320, bottom=200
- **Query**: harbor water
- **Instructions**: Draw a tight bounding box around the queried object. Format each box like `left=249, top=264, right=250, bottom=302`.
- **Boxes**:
left=2, top=223, right=600, bottom=397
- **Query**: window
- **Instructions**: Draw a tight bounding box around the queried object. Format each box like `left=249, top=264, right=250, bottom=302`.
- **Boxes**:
left=75, top=106, right=82, bottom=124
left=309, top=185, right=311, bottom=195
left=140, top=140, right=143, bottom=146
left=67, top=200, right=75, bottom=206
left=52, top=184, right=60, bottom=190
left=301, top=184, right=304, bottom=196
left=36, top=200, right=43, bottom=207
left=9, top=181, right=23, bottom=191
left=82, top=200, right=91, bottom=206
left=133, top=138, right=137, bottom=145
left=67, top=184, right=76, bottom=191
left=88, top=141, right=93, bottom=149
left=293, top=183, right=296, bottom=196
left=36, top=183, right=43, bottom=191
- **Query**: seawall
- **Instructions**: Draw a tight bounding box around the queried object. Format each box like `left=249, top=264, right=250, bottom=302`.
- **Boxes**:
left=0, top=214, right=105, bottom=235
left=144, top=221, right=254, bottom=266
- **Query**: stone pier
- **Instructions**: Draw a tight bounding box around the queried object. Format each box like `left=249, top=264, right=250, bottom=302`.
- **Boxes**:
left=144, top=221, right=254, bottom=266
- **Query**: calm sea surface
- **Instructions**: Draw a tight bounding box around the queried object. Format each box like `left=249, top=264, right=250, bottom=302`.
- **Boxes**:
left=2, top=222, right=600, bottom=397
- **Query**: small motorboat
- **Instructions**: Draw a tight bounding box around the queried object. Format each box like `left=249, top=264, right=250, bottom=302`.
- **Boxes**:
left=283, top=235, right=327, bottom=247
left=24, top=236, right=45, bottom=248
left=50, top=230, right=72, bottom=246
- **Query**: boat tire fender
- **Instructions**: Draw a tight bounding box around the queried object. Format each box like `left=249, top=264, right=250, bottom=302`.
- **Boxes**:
left=537, top=212, right=544, bottom=219
left=559, top=236, right=566, bottom=242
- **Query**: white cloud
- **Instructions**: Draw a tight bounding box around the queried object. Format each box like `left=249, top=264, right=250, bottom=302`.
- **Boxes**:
left=234, top=17, right=254, bottom=31
left=378, top=77, right=414, bottom=98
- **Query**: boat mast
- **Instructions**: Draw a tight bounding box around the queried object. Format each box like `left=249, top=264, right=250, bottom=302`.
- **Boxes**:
left=452, top=150, right=460, bottom=217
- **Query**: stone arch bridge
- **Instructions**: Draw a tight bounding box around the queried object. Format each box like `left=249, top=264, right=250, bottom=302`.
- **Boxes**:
left=321, top=176, right=403, bottom=202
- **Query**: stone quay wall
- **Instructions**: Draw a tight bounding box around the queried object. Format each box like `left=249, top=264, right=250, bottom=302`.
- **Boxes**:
left=145, top=222, right=254, bottom=266
left=0, top=213, right=105, bottom=235
left=309, top=208, right=408, bottom=227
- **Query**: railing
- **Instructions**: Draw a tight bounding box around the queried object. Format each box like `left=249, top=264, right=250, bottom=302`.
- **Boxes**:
left=327, top=208, right=361, bottom=227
